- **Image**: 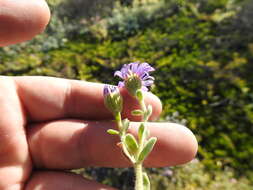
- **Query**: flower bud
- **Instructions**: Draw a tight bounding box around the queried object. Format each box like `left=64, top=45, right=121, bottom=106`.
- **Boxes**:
left=103, top=84, right=123, bottom=114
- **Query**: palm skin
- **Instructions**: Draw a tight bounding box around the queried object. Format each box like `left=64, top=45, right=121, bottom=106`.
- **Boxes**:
left=0, top=1, right=198, bottom=189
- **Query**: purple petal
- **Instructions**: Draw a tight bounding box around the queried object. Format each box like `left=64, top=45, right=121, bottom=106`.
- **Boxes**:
left=103, top=85, right=110, bottom=96
left=139, top=62, right=155, bottom=73
left=136, top=63, right=154, bottom=76
left=141, top=86, right=148, bottom=91
left=119, top=64, right=129, bottom=78
left=129, top=62, right=139, bottom=73
left=142, top=75, right=154, bottom=81
left=114, top=71, right=123, bottom=79
left=143, top=62, right=155, bottom=71
left=139, top=71, right=154, bottom=81
left=139, top=72, right=149, bottom=80
left=118, top=81, right=125, bottom=88
left=142, top=80, right=154, bottom=86
left=103, top=84, right=118, bottom=96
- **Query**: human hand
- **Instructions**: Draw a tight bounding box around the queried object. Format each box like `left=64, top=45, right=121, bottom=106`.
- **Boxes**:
left=0, top=76, right=197, bottom=190
left=0, top=1, right=197, bottom=189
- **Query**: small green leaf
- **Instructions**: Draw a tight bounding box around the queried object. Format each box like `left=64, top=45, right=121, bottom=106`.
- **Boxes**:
left=143, top=172, right=150, bottom=190
left=138, top=123, right=145, bottom=141
left=124, top=134, right=139, bottom=154
left=138, top=123, right=149, bottom=142
left=137, top=137, right=157, bottom=163
left=121, top=142, right=136, bottom=163
left=107, top=129, right=119, bottom=135
left=131, top=109, right=143, bottom=116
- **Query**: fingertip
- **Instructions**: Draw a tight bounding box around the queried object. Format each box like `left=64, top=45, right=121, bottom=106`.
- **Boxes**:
left=0, top=0, right=51, bottom=46
left=170, top=123, right=198, bottom=164
left=32, top=0, right=51, bottom=34
left=143, top=122, right=198, bottom=167
left=146, top=92, right=163, bottom=121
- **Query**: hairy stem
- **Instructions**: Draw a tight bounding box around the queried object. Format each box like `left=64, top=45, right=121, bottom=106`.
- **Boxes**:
left=135, top=90, right=152, bottom=190
left=134, top=163, right=143, bottom=190
left=115, top=112, right=123, bottom=132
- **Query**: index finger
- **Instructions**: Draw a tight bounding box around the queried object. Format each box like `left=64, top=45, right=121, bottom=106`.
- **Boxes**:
left=14, top=76, right=162, bottom=122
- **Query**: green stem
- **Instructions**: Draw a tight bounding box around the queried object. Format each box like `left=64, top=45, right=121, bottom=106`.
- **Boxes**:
left=114, top=90, right=153, bottom=190
left=115, top=112, right=135, bottom=163
left=134, top=163, right=143, bottom=190
left=115, top=112, right=123, bottom=132
left=134, top=91, right=150, bottom=190
left=139, top=100, right=149, bottom=160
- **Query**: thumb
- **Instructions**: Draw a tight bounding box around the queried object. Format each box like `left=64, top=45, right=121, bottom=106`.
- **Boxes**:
left=0, top=0, right=50, bottom=46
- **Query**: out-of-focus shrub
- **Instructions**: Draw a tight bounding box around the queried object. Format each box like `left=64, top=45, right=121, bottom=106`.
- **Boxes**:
left=151, top=159, right=253, bottom=190
left=87, top=0, right=178, bottom=39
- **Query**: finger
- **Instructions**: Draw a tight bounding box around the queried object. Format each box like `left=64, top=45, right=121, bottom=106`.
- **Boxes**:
left=15, top=76, right=162, bottom=121
left=0, top=0, right=50, bottom=46
left=28, top=120, right=198, bottom=169
left=25, top=171, right=116, bottom=190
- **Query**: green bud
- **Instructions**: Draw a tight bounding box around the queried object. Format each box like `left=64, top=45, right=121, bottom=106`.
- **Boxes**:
left=104, top=85, right=123, bottom=115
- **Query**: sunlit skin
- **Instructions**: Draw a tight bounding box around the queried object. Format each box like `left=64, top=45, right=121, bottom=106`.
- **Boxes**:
left=0, top=1, right=198, bottom=189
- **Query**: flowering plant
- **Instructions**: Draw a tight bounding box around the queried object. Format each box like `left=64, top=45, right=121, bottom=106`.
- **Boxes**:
left=104, top=62, right=157, bottom=190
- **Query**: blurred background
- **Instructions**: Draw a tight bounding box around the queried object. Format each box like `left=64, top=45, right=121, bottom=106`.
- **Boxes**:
left=1, top=0, right=253, bottom=189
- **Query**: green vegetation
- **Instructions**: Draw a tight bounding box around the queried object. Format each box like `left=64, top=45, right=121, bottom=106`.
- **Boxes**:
left=151, top=160, right=252, bottom=190
left=1, top=0, right=253, bottom=188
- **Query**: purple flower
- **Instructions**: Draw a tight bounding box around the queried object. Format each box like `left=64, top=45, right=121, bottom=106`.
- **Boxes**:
left=114, top=62, right=155, bottom=94
left=103, top=84, right=122, bottom=114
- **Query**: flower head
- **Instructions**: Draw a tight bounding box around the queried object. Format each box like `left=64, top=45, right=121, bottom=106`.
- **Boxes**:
left=103, top=84, right=123, bottom=114
left=114, top=62, right=155, bottom=95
